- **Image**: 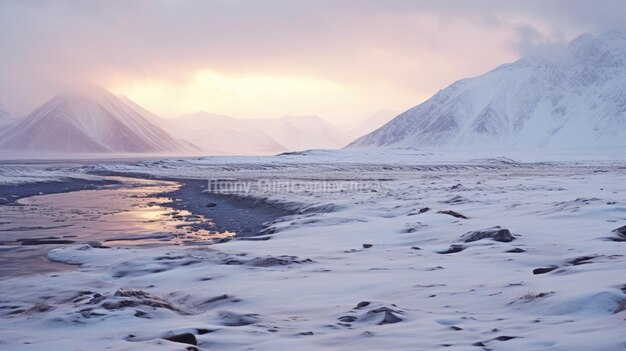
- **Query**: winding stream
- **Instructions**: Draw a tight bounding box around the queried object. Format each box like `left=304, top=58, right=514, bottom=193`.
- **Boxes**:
left=0, top=177, right=233, bottom=278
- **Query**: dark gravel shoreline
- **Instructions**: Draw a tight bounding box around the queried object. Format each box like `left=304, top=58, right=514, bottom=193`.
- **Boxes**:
left=89, top=171, right=295, bottom=237
left=159, top=178, right=294, bottom=237
left=0, top=173, right=294, bottom=238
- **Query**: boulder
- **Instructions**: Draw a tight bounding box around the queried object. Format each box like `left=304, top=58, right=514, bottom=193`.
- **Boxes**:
left=533, top=267, right=558, bottom=275
left=437, top=210, right=468, bottom=219
left=612, top=225, right=626, bottom=237
left=162, top=332, right=197, bottom=346
left=438, top=244, right=465, bottom=254
left=459, top=226, right=515, bottom=243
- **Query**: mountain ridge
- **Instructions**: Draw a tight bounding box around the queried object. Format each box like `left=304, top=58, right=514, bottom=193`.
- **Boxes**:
left=348, top=30, right=626, bottom=150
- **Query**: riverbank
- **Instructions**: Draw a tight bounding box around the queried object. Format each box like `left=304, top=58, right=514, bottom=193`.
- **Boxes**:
left=0, top=175, right=294, bottom=277
left=159, top=178, right=294, bottom=237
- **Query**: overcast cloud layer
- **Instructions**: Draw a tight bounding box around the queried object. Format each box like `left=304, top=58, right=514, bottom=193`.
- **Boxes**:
left=1, top=0, right=625, bottom=124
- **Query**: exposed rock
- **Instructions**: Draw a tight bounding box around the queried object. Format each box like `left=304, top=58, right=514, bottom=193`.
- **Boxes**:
left=338, top=315, right=357, bottom=322
left=337, top=304, right=405, bottom=327
left=203, top=294, right=230, bottom=304
left=613, top=225, right=626, bottom=237
left=533, top=267, right=558, bottom=275
left=437, top=210, right=468, bottom=219
left=95, top=289, right=176, bottom=311
left=458, top=226, right=515, bottom=243
left=162, top=332, right=197, bottom=346
left=85, top=240, right=103, bottom=248
left=218, top=311, right=258, bottom=326
left=355, top=301, right=370, bottom=309
left=379, top=311, right=403, bottom=325
left=494, top=336, right=518, bottom=341
left=568, top=255, right=599, bottom=266
left=87, top=293, right=106, bottom=305
left=246, top=255, right=313, bottom=267
left=438, top=244, right=465, bottom=254
left=365, top=307, right=403, bottom=325
left=114, top=289, right=151, bottom=298
left=441, top=195, right=467, bottom=204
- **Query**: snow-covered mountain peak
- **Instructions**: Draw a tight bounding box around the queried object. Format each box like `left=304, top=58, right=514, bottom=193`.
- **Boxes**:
left=348, top=30, right=626, bottom=151
left=0, top=88, right=194, bottom=154
left=567, top=30, right=626, bottom=67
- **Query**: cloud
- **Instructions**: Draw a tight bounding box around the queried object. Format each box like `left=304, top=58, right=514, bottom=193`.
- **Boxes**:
left=0, top=0, right=624, bottom=122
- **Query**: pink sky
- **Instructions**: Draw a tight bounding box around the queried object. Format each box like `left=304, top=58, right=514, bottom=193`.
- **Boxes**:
left=1, top=0, right=624, bottom=127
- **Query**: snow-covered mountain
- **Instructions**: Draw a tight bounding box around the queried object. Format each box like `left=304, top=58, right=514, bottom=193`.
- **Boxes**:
left=349, top=30, right=626, bottom=150
left=0, top=87, right=194, bottom=154
left=161, top=112, right=287, bottom=155
left=154, top=113, right=348, bottom=155
left=250, top=115, right=349, bottom=151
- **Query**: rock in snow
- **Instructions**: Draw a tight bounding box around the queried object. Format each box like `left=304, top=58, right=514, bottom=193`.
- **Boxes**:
left=348, top=31, right=626, bottom=150
left=612, top=225, right=626, bottom=237
left=162, top=332, right=197, bottom=346
left=458, top=226, right=516, bottom=243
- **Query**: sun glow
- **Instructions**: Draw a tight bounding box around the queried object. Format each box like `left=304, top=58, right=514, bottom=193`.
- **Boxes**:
left=109, top=69, right=355, bottom=120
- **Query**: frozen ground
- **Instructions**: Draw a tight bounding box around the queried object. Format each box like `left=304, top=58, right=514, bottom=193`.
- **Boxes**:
left=0, top=149, right=625, bottom=350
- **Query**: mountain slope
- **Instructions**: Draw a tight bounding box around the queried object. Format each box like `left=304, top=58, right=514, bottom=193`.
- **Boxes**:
left=349, top=31, right=626, bottom=150
left=250, top=115, right=349, bottom=151
left=162, top=112, right=287, bottom=155
left=0, top=88, right=193, bottom=153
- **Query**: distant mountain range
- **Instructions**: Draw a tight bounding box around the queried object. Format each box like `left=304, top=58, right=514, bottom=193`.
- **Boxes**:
left=0, top=88, right=353, bottom=155
left=5, top=31, right=624, bottom=155
left=158, top=112, right=287, bottom=155
left=248, top=115, right=349, bottom=151
left=150, top=112, right=349, bottom=155
left=349, top=30, right=626, bottom=150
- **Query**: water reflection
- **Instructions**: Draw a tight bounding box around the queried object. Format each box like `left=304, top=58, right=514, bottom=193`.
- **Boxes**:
left=0, top=177, right=234, bottom=277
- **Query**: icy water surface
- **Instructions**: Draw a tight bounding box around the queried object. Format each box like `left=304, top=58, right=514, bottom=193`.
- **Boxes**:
left=0, top=177, right=233, bottom=277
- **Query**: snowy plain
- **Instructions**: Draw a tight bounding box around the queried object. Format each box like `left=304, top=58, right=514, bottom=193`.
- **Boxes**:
left=0, top=149, right=625, bottom=350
